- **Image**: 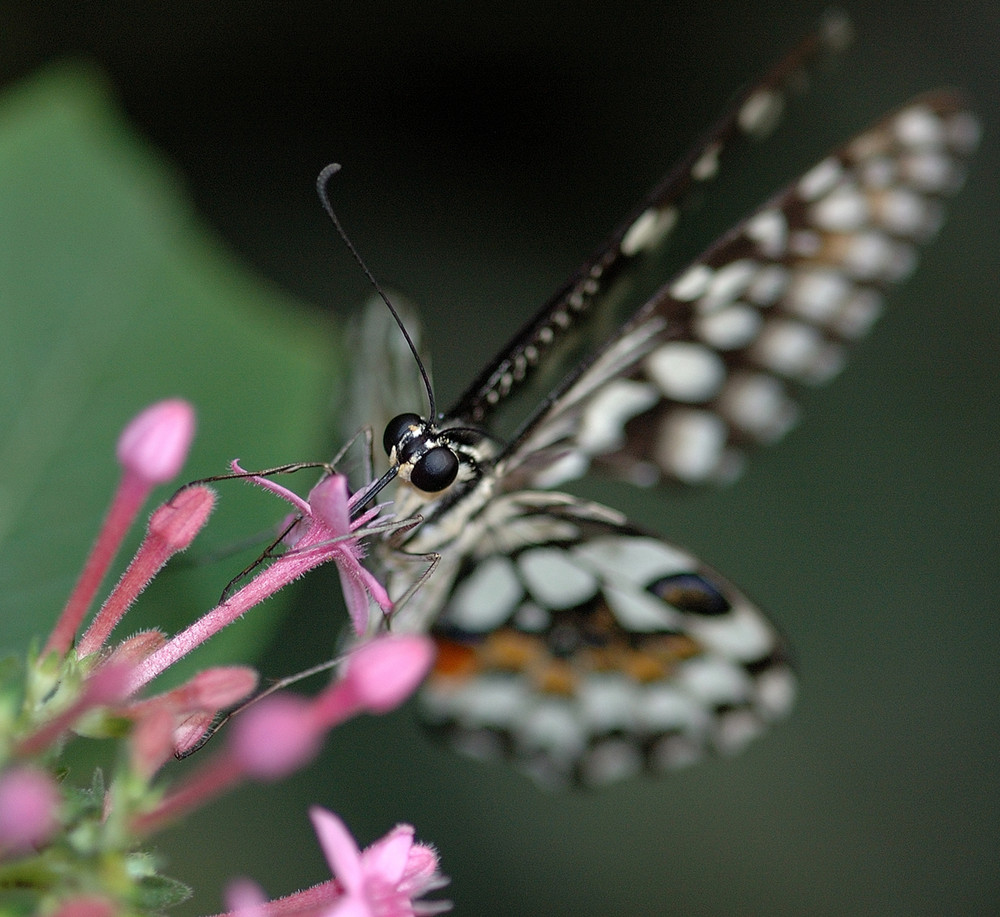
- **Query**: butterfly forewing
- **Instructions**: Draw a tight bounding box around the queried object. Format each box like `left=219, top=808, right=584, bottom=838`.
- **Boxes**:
left=418, top=494, right=793, bottom=787
left=497, top=93, right=979, bottom=491
left=447, top=13, right=852, bottom=439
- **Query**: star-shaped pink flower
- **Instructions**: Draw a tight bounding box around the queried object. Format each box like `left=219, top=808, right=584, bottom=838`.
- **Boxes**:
left=310, top=807, right=448, bottom=917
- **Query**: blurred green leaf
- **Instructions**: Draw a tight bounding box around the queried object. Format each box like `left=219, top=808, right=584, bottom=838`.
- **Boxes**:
left=0, top=63, right=338, bottom=677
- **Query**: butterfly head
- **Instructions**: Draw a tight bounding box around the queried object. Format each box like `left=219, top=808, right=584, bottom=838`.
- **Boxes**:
left=383, top=412, right=461, bottom=493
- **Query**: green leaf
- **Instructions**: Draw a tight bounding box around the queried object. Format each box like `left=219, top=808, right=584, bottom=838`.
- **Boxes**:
left=131, top=870, right=194, bottom=910
left=0, top=62, right=338, bottom=678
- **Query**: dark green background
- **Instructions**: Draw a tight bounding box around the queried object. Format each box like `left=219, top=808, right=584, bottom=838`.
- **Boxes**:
left=3, top=2, right=997, bottom=915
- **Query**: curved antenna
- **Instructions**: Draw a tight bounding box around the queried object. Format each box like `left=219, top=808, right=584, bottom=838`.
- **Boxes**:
left=317, top=163, right=436, bottom=420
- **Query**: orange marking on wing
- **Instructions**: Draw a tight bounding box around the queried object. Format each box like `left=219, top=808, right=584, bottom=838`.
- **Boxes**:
left=431, top=638, right=480, bottom=678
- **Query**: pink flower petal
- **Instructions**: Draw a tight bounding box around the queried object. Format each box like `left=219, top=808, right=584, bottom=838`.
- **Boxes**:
left=310, top=807, right=364, bottom=894
left=309, top=475, right=351, bottom=536
left=361, top=824, right=414, bottom=886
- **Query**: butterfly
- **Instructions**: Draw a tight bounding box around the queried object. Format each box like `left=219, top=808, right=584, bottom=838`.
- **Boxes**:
left=339, top=14, right=978, bottom=787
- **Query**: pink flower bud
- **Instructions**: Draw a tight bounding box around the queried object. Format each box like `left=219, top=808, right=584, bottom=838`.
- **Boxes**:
left=0, top=766, right=60, bottom=853
left=116, top=399, right=196, bottom=485
left=229, top=695, right=323, bottom=780
left=178, top=666, right=259, bottom=710
left=171, top=711, right=216, bottom=760
left=344, top=635, right=435, bottom=714
left=147, top=485, right=216, bottom=552
left=103, top=631, right=167, bottom=667
left=76, top=487, right=215, bottom=657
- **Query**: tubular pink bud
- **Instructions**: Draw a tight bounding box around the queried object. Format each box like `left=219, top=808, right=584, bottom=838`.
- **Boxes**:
left=116, top=399, right=196, bottom=485
left=147, top=485, right=216, bottom=551
left=229, top=695, right=323, bottom=781
left=44, top=401, right=198, bottom=657
left=77, top=486, right=215, bottom=657
left=342, top=635, right=435, bottom=714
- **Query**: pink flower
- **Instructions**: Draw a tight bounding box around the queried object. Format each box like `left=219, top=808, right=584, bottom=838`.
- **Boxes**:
left=128, top=466, right=395, bottom=692
left=309, top=474, right=392, bottom=636
left=310, top=808, right=448, bottom=917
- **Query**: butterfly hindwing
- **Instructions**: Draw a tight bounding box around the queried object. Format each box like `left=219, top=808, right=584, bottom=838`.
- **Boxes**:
left=418, top=493, right=793, bottom=787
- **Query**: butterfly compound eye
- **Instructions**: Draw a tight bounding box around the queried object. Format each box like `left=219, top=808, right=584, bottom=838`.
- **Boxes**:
left=410, top=446, right=459, bottom=492
left=383, top=413, right=422, bottom=457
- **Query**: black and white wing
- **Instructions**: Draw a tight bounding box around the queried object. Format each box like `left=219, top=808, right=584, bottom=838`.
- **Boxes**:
left=447, top=13, right=853, bottom=432
left=419, top=493, right=793, bottom=787
left=482, top=93, right=980, bottom=491
left=349, top=20, right=977, bottom=788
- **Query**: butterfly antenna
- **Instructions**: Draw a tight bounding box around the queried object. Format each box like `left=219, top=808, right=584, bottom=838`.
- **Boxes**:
left=317, top=163, right=437, bottom=420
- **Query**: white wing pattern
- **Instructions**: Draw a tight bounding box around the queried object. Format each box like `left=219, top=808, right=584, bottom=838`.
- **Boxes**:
left=498, top=93, right=980, bottom=492
left=419, top=494, right=794, bottom=787
left=353, top=25, right=978, bottom=787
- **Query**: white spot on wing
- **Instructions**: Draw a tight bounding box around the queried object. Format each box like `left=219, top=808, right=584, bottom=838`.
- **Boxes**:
left=656, top=408, right=727, bottom=482
left=645, top=342, right=726, bottom=403
left=579, top=676, right=639, bottom=730
left=833, top=288, right=883, bottom=339
left=786, top=267, right=851, bottom=322
left=746, top=264, right=790, bottom=305
left=894, top=105, right=945, bottom=147
left=650, top=734, right=704, bottom=770
left=714, top=709, right=763, bottom=754
left=901, top=152, right=954, bottom=192
left=875, top=188, right=929, bottom=235
left=578, top=379, right=659, bottom=453
left=448, top=555, right=523, bottom=631
left=754, top=666, right=796, bottom=718
left=423, top=673, right=530, bottom=728
left=798, top=157, right=844, bottom=201
left=811, top=183, right=870, bottom=231
left=719, top=372, right=798, bottom=442
left=518, top=547, right=598, bottom=609
left=604, top=583, right=683, bottom=632
left=670, top=264, right=713, bottom=301
left=842, top=230, right=896, bottom=279
left=573, top=536, right=692, bottom=584
left=687, top=604, right=775, bottom=661
left=946, top=110, right=981, bottom=153
left=581, top=740, right=643, bottom=785
left=518, top=699, right=587, bottom=758
left=738, top=88, right=784, bottom=136
left=696, top=304, right=762, bottom=350
left=639, top=685, right=710, bottom=733
left=530, top=450, right=590, bottom=488
left=691, top=141, right=721, bottom=180
left=676, top=655, right=752, bottom=706
left=620, top=206, right=678, bottom=256
left=745, top=209, right=788, bottom=258
left=698, top=259, right=758, bottom=313
left=752, top=319, right=824, bottom=378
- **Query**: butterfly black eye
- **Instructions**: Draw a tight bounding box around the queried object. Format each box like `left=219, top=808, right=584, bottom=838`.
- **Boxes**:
left=409, top=445, right=459, bottom=492
left=383, top=412, right=422, bottom=457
